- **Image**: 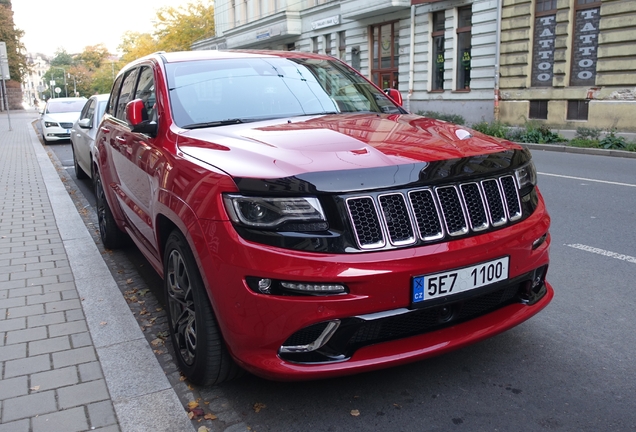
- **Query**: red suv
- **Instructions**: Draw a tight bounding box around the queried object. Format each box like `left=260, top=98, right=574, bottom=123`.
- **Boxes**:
left=94, top=50, right=553, bottom=385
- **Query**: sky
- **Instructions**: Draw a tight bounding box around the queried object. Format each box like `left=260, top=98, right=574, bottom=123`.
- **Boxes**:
left=12, top=0, right=194, bottom=57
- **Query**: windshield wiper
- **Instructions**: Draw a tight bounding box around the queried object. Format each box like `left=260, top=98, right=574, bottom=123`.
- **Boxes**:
left=182, top=118, right=246, bottom=129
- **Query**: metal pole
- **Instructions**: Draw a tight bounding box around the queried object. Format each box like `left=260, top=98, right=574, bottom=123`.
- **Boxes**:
left=1, top=76, right=12, bottom=131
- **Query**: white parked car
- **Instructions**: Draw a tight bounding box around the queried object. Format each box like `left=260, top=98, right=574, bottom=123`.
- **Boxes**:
left=70, top=94, right=109, bottom=180
left=39, top=97, right=87, bottom=143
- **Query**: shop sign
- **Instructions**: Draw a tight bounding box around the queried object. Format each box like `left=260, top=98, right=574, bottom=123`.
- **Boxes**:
left=571, top=8, right=600, bottom=86
left=311, top=15, right=340, bottom=30
left=531, top=15, right=557, bottom=87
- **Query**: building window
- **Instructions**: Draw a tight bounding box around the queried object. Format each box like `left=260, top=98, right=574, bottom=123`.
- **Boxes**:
left=431, top=11, right=445, bottom=91
left=324, top=34, right=332, bottom=56
left=456, top=6, right=471, bottom=90
left=339, top=31, right=346, bottom=60
left=567, top=100, right=589, bottom=120
left=531, top=0, right=557, bottom=87
left=536, top=0, right=557, bottom=12
left=570, top=0, right=601, bottom=86
left=311, top=37, right=319, bottom=54
left=529, top=100, right=548, bottom=119
left=370, top=22, right=399, bottom=90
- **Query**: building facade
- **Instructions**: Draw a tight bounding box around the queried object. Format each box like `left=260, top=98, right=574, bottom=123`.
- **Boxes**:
left=21, top=53, right=49, bottom=106
left=193, top=0, right=502, bottom=124
left=499, top=0, right=636, bottom=131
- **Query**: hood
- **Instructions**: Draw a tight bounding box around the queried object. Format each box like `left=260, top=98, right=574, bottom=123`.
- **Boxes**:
left=178, top=114, right=527, bottom=193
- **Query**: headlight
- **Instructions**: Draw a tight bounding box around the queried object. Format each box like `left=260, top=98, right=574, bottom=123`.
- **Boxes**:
left=44, top=121, right=59, bottom=128
left=515, top=161, right=537, bottom=191
left=223, top=195, right=327, bottom=229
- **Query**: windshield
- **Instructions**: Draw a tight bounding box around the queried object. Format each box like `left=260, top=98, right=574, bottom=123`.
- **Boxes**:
left=166, top=57, right=402, bottom=128
left=46, top=100, right=86, bottom=113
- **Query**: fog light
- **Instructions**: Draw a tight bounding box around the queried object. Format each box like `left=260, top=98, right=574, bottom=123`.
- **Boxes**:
left=532, top=232, right=548, bottom=250
left=258, top=278, right=272, bottom=294
left=280, top=282, right=346, bottom=294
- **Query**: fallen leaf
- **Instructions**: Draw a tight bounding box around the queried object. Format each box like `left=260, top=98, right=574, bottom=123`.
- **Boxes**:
left=204, top=413, right=217, bottom=420
left=180, top=375, right=187, bottom=382
left=350, top=409, right=360, bottom=417
left=99, top=321, right=107, bottom=326
left=150, top=338, right=164, bottom=347
left=187, top=412, right=195, bottom=420
left=156, top=307, right=163, bottom=312
left=30, top=385, right=40, bottom=391
left=139, top=289, right=150, bottom=296
left=198, top=426, right=210, bottom=432
left=191, top=407, right=205, bottom=417
left=126, top=278, right=133, bottom=284
left=253, top=402, right=266, bottom=413
left=187, top=401, right=200, bottom=410
left=139, top=309, right=149, bottom=315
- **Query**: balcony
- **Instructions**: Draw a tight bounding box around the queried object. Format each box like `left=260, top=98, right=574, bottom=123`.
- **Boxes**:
left=341, top=0, right=412, bottom=20
left=224, top=10, right=301, bottom=48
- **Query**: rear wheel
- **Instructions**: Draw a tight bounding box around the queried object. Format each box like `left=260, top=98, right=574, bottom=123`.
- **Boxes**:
left=95, top=173, right=126, bottom=249
left=72, top=145, right=88, bottom=179
left=164, top=230, right=241, bottom=386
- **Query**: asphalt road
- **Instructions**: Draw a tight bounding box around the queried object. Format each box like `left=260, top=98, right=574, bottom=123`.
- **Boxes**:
left=47, top=139, right=636, bottom=432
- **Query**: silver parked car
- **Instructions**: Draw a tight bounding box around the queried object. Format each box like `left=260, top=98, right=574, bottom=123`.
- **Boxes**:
left=70, top=94, right=109, bottom=180
left=39, top=97, right=87, bottom=143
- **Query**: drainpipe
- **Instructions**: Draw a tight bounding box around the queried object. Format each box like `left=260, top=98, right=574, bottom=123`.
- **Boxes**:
left=494, top=0, right=503, bottom=122
left=407, top=5, right=415, bottom=113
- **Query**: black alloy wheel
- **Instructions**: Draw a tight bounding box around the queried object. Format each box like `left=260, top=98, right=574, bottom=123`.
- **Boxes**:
left=163, top=230, right=242, bottom=386
left=94, top=173, right=126, bottom=249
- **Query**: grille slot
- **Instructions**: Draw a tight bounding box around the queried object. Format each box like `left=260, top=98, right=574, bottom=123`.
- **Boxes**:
left=346, top=175, right=523, bottom=250
left=501, top=176, right=522, bottom=221
left=346, top=196, right=385, bottom=249
left=59, top=122, right=73, bottom=129
left=379, top=193, right=415, bottom=246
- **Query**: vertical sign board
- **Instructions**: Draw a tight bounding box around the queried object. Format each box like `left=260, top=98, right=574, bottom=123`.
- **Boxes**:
left=0, top=42, right=9, bottom=79
left=571, top=8, right=600, bottom=86
left=531, top=15, right=557, bottom=87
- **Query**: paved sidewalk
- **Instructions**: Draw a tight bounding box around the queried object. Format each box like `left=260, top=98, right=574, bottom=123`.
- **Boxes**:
left=0, top=110, right=195, bottom=432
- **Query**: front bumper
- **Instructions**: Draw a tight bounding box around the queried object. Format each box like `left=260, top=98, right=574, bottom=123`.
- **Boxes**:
left=42, top=126, right=71, bottom=141
left=196, top=197, right=552, bottom=381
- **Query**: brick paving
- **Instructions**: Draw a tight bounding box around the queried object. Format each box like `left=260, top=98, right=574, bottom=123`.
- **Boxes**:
left=0, top=110, right=195, bottom=432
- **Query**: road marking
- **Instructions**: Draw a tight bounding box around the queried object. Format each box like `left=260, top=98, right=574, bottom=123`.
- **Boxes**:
left=538, top=172, right=636, bottom=188
left=566, top=243, right=636, bottom=264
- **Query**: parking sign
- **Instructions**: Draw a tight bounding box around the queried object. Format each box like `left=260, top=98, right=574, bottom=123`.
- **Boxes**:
left=0, top=42, right=10, bottom=80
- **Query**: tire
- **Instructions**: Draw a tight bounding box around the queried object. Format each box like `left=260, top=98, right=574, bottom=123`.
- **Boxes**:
left=72, top=145, right=88, bottom=179
left=94, top=172, right=127, bottom=249
left=164, top=230, right=242, bottom=386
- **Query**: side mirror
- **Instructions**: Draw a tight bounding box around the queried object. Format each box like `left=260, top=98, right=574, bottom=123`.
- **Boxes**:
left=126, top=98, right=157, bottom=136
left=384, top=88, right=403, bottom=107
left=78, top=118, right=91, bottom=129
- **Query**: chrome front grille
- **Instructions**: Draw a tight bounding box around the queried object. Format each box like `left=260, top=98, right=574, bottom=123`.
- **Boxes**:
left=59, top=122, right=73, bottom=129
left=346, top=175, right=522, bottom=250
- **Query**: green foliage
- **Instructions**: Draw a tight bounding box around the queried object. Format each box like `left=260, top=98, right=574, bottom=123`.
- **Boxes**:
left=506, top=121, right=567, bottom=144
left=575, top=127, right=602, bottom=141
left=471, top=121, right=508, bottom=138
left=599, top=129, right=627, bottom=150
left=568, top=138, right=600, bottom=148
left=416, top=110, right=466, bottom=125
left=0, top=2, right=28, bottom=82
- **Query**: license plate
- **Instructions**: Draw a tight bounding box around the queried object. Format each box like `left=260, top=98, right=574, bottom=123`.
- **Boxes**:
left=412, top=257, right=509, bottom=304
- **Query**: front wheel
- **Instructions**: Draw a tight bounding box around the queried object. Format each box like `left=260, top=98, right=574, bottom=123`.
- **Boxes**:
left=164, top=230, right=241, bottom=386
left=94, top=173, right=126, bottom=249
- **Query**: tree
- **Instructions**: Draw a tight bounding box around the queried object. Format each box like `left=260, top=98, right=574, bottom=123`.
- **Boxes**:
left=117, top=0, right=215, bottom=63
left=0, top=0, right=28, bottom=82
left=75, top=44, right=110, bottom=70
left=118, top=32, right=158, bottom=64
left=154, top=0, right=215, bottom=52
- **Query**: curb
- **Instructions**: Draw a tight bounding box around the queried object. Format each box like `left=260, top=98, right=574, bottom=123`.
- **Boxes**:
left=522, top=142, right=636, bottom=159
